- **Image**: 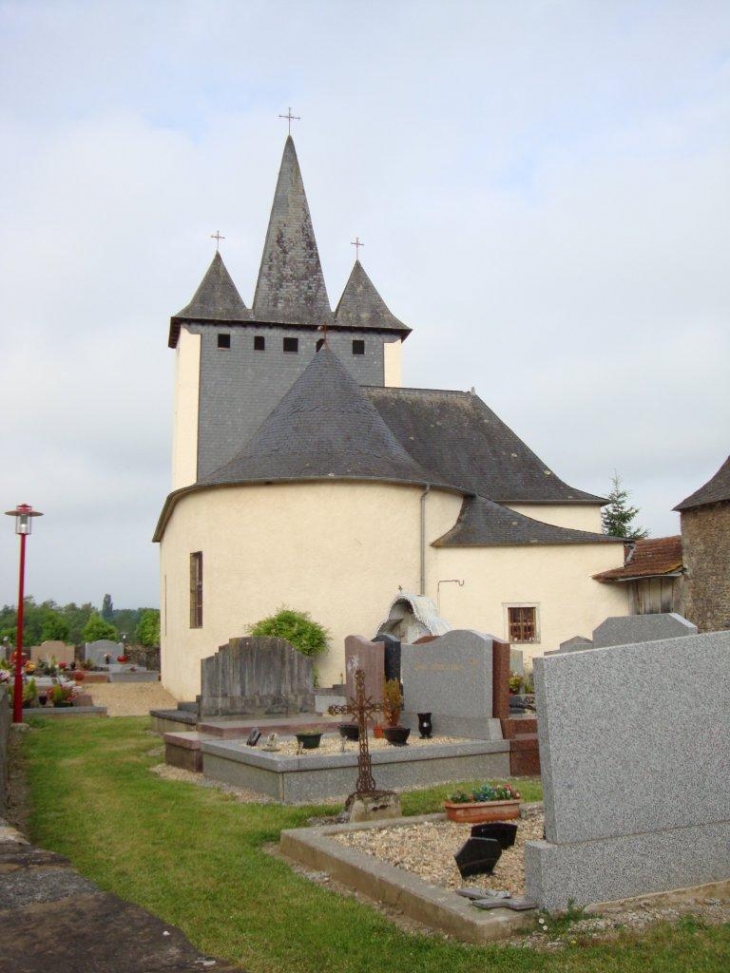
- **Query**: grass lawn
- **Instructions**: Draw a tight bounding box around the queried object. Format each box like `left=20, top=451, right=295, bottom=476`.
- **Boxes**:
left=22, top=717, right=730, bottom=973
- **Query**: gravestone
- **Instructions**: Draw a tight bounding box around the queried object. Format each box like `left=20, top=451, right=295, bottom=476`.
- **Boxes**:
left=30, top=640, right=71, bottom=663
left=549, top=635, right=593, bottom=654
left=592, top=613, right=697, bottom=648
left=199, top=636, right=314, bottom=718
left=400, top=630, right=502, bottom=740
left=345, top=636, right=384, bottom=712
left=525, top=630, right=730, bottom=910
left=84, top=640, right=122, bottom=666
left=376, top=633, right=401, bottom=682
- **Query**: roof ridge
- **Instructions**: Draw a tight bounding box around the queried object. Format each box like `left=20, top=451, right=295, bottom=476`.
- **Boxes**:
left=674, top=455, right=730, bottom=511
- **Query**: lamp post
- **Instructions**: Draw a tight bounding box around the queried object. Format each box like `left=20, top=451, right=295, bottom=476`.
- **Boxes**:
left=5, top=504, right=43, bottom=723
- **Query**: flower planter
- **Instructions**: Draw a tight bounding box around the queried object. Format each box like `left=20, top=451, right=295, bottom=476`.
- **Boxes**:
left=338, top=723, right=360, bottom=741
left=443, top=799, right=520, bottom=824
left=295, top=732, right=322, bottom=750
left=382, top=725, right=410, bottom=746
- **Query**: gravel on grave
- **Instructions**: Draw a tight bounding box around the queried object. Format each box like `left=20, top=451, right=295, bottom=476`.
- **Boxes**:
left=332, top=807, right=544, bottom=897
left=239, top=733, right=471, bottom=756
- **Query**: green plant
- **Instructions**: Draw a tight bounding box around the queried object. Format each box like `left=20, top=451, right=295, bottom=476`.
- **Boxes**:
left=508, top=672, right=523, bottom=693
left=49, top=684, right=74, bottom=707
left=23, top=677, right=38, bottom=707
left=447, top=780, right=521, bottom=803
left=247, top=607, right=329, bottom=658
left=81, top=613, right=119, bottom=643
left=382, top=678, right=403, bottom=726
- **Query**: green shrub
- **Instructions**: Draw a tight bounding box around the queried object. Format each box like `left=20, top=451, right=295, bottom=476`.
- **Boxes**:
left=247, top=607, right=329, bottom=657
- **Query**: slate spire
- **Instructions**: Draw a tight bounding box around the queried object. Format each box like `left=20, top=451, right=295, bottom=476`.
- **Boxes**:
left=169, top=251, right=250, bottom=347
left=252, top=136, right=333, bottom=326
left=200, top=346, right=432, bottom=486
left=334, top=260, right=410, bottom=334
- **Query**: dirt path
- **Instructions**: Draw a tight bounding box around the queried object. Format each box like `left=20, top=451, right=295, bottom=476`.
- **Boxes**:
left=83, top=681, right=178, bottom=717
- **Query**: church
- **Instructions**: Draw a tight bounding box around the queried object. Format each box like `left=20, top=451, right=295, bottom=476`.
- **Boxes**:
left=154, top=135, right=628, bottom=701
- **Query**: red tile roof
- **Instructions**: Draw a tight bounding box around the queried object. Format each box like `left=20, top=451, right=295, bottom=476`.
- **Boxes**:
left=593, top=536, right=683, bottom=582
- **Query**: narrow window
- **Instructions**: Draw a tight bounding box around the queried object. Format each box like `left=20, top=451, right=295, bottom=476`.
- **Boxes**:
left=283, top=337, right=299, bottom=353
left=254, top=335, right=266, bottom=351
left=190, top=552, right=203, bottom=628
left=352, top=339, right=365, bottom=355
left=217, top=333, right=231, bottom=349
left=507, top=606, right=537, bottom=643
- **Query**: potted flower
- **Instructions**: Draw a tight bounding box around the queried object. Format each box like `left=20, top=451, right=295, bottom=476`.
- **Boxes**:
left=49, top=684, right=75, bottom=708
left=383, top=678, right=403, bottom=727
left=443, top=781, right=521, bottom=823
left=508, top=672, right=523, bottom=694
left=117, top=655, right=129, bottom=664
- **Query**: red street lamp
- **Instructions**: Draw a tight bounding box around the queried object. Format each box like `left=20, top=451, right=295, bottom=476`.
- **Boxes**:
left=5, top=504, right=43, bottom=723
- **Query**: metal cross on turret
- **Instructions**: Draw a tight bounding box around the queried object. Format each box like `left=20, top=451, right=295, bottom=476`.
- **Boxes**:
left=350, top=236, right=364, bottom=260
left=278, top=107, right=301, bottom=135
left=328, top=668, right=383, bottom=796
left=210, top=230, right=225, bottom=251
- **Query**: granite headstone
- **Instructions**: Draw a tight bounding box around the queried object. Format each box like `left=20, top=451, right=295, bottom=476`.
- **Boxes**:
left=592, top=613, right=697, bottom=648
left=345, top=635, right=384, bottom=713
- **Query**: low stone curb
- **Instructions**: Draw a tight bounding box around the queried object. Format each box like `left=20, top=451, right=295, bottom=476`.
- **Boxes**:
left=280, top=812, right=537, bottom=945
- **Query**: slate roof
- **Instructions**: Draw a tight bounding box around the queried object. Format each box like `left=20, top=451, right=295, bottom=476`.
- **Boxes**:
left=197, top=345, right=436, bottom=487
left=674, top=455, right=730, bottom=511
left=593, top=536, right=683, bottom=582
left=333, top=260, right=410, bottom=335
left=252, top=136, right=333, bottom=327
left=433, top=495, right=618, bottom=547
left=168, top=252, right=251, bottom=348
left=365, top=386, right=605, bottom=504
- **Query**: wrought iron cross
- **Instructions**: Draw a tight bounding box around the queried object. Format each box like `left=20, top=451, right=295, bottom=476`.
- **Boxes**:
left=328, top=668, right=383, bottom=796
left=211, top=230, right=225, bottom=251
left=279, top=107, right=301, bottom=134
left=351, top=236, right=364, bottom=260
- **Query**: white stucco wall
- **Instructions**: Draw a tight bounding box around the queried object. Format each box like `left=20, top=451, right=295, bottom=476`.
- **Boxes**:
left=433, top=543, right=627, bottom=667
left=158, top=481, right=627, bottom=700
left=383, top=339, right=403, bottom=388
left=159, top=482, right=461, bottom=699
left=507, top=503, right=604, bottom=533
left=171, top=327, right=201, bottom=490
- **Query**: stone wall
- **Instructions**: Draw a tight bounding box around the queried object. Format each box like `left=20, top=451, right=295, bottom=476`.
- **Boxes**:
left=681, top=503, right=730, bottom=632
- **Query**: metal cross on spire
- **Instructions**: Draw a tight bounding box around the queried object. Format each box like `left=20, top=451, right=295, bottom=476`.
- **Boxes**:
left=351, top=236, right=364, bottom=260
left=328, top=668, right=383, bottom=796
left=211, top=230, right=225, bottom=251
left=279, top=107, right=301, bottom=135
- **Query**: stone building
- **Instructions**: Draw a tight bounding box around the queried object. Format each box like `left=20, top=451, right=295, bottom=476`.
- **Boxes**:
left=674, top=456, right=730, bottom=632
left=155, top=136, right=627, bottom=701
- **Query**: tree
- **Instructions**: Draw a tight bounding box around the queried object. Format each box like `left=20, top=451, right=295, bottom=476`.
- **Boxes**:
left=101, top=593, right=114, bottom=622
left=136, top=609, right=160, bottom=647
left=82, top=613, right=118, bottom=643
left=247, top=607, right=329, bottom=657
left=602, top=473, right=648, bottom=539
left=40, top=612, right=70, bottom=642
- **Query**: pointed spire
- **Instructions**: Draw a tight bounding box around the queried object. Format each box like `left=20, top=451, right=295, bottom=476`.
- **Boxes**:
left=169, top=251, right=250, bottom=346
left=252, top=136, right=332, bottom=326
left=334, top=260, right=410, bottom=333
left=200, top=346, right=431, bottom=486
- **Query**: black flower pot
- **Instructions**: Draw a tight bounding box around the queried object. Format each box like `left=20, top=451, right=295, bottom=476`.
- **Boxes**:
left=338, top=723, right=360, bottom=741
left=382, top=725, right=410, bottom=746
left=295, top=732, right=322, bottom=750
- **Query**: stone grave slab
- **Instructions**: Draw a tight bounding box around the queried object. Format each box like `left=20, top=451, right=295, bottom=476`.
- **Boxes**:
left=345, top=635, right=384, bottom=713
left=525, top=630, right=730, bottom=910
left=592, top=613, right=697, bottom=648
left=84, top=640, right=122, bottom=666
left=401, top=630, right=501, bottom=740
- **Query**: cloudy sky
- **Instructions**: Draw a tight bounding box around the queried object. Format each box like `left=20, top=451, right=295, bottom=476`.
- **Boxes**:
left=1, top=0, right=728, bottom=611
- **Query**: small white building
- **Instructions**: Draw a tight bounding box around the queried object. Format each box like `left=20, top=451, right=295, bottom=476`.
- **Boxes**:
left=155, top=137, right=627, bottom=701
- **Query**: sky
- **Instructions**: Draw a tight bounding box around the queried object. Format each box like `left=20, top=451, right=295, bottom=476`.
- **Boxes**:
left=0, top=0, right=728, bottom=611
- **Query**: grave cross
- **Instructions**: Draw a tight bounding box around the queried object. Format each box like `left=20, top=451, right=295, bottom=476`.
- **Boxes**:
left=328, top=668, right=383, bottom=796
left=279, top=107, right=301, bottom=135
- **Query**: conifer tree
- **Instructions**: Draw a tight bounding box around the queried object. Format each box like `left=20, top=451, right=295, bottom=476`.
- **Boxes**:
left=602, top=473, right=648, bottom=539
